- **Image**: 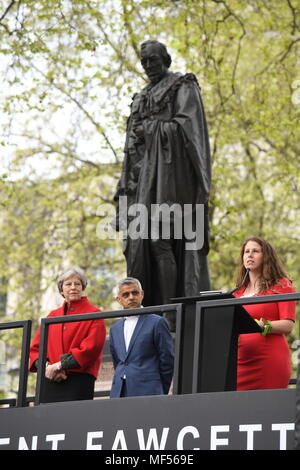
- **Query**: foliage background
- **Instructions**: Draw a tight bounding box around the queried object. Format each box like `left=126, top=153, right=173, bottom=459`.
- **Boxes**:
left=0, top=0, right=299, bottom=397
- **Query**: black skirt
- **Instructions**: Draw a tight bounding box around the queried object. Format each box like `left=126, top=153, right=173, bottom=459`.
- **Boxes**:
left=40, top=372, right=95, bottom=403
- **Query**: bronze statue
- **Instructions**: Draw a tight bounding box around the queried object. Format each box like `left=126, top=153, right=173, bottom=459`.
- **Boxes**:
left=114, top=40, right=211, bottom=327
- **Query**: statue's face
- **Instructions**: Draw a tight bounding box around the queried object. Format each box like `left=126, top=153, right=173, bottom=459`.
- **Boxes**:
left=140, top=43, right=168, bottom=84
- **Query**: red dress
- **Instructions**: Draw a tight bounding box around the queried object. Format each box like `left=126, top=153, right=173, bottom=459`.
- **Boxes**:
left=234, top=278, right=296, bottom=390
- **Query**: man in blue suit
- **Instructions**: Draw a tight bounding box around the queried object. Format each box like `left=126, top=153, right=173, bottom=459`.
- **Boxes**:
left=109, top=277, right=174, bottom=398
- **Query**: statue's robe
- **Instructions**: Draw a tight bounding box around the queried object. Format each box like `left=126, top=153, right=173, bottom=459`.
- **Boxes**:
left=115, top=72, right=211, bottom=306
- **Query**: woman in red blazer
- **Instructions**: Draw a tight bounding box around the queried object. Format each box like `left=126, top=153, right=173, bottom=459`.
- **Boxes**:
left=30, top=267, right=106, bottom=403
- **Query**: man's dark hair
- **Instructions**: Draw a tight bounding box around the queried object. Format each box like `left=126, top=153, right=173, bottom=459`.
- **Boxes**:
left=117, top=277, right=143, bottom=293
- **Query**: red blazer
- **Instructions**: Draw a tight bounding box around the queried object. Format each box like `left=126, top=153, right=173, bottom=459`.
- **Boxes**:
left=29, top=296, right=106, bottom=379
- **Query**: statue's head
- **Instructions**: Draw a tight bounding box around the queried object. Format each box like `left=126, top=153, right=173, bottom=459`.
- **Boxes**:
left=140, top=40, right=172, bottom=84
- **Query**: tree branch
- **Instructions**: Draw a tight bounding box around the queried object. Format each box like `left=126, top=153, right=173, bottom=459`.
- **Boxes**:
left=9, top=132, right=103, bottom=170
left=211, top=0, right=246, bottom=102
left=27, top=59, right=119, bottom=163
left=0, top=0, right=16, bottom=23
left=286, top=0, right=300, bottom=35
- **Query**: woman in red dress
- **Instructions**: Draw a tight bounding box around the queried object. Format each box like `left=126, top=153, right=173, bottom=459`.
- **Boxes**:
left=233, top=237, right=296, bottom=390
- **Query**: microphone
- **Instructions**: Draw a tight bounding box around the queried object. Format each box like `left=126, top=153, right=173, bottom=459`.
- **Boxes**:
left=227, top=268, right=250, bottom=295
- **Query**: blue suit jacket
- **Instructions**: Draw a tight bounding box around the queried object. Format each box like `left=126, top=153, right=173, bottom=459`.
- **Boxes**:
left=109, top=314, right=174, bottom=398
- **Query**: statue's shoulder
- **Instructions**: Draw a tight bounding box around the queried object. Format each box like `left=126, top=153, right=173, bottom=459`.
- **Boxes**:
left=131, top=90, right=143, bottom=102
left=181, top=73, right=201, bottom=88
left=129, top=88, right=148, bottom=114
left=165, top=72, right=201, bottom=95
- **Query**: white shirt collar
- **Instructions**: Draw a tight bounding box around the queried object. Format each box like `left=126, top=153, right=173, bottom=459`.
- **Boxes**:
left=124, top=315, right=140, bottom=321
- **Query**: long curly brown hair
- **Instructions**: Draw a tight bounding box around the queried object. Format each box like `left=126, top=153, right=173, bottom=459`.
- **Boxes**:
left=235, top=237, right=289, bottom=293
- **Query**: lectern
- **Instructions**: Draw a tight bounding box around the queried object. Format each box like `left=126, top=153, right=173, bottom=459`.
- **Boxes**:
left=172, top=293, right=261, bottom=394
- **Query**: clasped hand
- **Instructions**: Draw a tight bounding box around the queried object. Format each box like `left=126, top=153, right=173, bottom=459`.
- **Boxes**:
left=45, top=363, right=67, bottom=382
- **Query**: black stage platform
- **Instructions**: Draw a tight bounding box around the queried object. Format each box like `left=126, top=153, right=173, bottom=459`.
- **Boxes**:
left=0, top=388, right=296, bottom=450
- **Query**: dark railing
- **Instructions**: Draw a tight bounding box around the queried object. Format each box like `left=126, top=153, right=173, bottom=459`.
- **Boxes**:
left=0, top=292, right=299, bottom=407
left=35, top=303, right=182, bottom=405
left=0, top=320, right=32, bottom=407
left=0, top=398, right=16, bottom=407
left=192, top=292, right=300, bottom=393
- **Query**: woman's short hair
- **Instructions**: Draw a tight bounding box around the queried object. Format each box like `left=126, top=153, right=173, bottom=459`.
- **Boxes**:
left=56, top=267, right=88, bottom=293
